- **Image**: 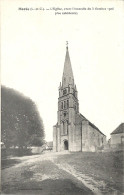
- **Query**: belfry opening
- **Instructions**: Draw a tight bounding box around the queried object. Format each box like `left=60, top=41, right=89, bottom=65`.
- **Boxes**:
left=64, top=140, right=68, bottom=150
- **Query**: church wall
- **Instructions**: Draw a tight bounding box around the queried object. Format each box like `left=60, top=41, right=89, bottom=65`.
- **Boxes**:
left=53, top=126, right=57, bottom=152
left=57, top=111, right=60, bottom=124
left=54, top=118, right=106, bottom=152
left=61, top=135, right=68, bottom=150
left=73, top=124, right=82, bottom=151
left=82, top=121, right=90, bottom=151
left=88, top=125, right=106, bottom=151
left=57, top=126, right=61, bottom=152
left=53, top=46, right=106, bottom=153
left=68, top=124, right=72, bottom=151
left=81, top=121, right=106, bottom=152
left=68, top=107, right=75, bottom=151
left=68, top=123, right=75, bottom=151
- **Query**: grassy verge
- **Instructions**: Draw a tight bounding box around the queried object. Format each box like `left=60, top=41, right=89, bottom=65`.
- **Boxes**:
left=1, top=148, right=33, bottom=158
left=1, top=159, right=21, bottom=169
left=1, top=148, right=34, bottom=169
left=55, top=151, right=124, bottom=193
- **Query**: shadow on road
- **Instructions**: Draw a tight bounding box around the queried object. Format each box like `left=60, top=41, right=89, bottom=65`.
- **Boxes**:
left=1, top=159, right=21, bottom=170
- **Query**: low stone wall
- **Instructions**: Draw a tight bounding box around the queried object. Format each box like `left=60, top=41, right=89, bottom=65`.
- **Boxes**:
left=31, top=147, right=44, bottom=154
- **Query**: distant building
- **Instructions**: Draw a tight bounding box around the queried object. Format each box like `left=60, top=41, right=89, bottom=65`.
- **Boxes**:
left=45, top=141, right=53, bottom=150
left=110, top=123, right=124, bottom=149
left=53, top=44, right=106, bottom=152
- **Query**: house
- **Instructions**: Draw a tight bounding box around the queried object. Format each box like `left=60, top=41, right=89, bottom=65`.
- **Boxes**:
left=45, top=141, right=53, bottom=151
left=110, top=123, right=124, bottom=150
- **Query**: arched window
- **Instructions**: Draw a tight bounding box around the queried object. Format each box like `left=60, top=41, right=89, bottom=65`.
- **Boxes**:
left=67, top=120, right=68, bottom=135
left=61, top=102, right=63, bottom=109
left=67, top=100, right=69, bottom=108
left=64, top=101, right=66, bottom=109
left=63, top=89, right=67, bottom=95
left=63, top=121, right=64, bottom=134
left=64, top=112, right=66, bottom=117
left=63, top=122, right=66, bottom=134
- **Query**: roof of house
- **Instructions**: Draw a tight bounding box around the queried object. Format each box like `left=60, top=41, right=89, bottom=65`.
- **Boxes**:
left=111, top=123, right=124, bottom=135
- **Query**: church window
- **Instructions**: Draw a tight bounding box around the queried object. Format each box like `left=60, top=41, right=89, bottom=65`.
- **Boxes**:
left=62, top=121, right=64, bottom=135
left=64, top=112, right=66, bottom=117
left=63, top=122, right=66, bottom=134
left=63, top=89, right=67, bottom=95
left=64, top=101, right=66, bottom=109
left=61, top=102, right=63, bottom=109
left=67, top=129, right=68, bottom=135
left=67, top=121, right=68, bottom=134
left=67, top=100, right=69, bottom=108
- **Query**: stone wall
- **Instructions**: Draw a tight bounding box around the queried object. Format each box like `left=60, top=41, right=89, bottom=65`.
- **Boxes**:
left=111, top=133, right=124, bottom=145
left=81, top=121, right=106, bottom=152
left=53, top=126, right=57, bottom=152
left=73, top=124, right=82, bottom=151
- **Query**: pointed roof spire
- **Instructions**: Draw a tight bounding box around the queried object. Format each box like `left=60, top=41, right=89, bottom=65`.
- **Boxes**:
left=62, top=42, right=74, bottom=87
left=66, top=41, right=68, bottom=50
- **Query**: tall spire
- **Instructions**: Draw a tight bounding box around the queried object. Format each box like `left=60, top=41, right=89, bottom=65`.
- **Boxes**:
left=62, top=42, right=74, bottom=87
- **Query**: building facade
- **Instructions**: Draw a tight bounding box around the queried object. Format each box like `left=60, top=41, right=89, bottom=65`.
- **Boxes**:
left=110, top=123, right=124, bottom=150
left=53, top=45, right=106, bottom=152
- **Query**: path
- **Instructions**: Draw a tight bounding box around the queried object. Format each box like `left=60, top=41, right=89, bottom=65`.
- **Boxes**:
left=1, top=153, right=93, bottom=195
left=1, top=152, right=121, bottom=195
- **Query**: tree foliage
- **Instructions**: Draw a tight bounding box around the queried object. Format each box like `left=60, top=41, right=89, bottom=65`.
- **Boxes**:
left=1, top=86, right=45, bottom=148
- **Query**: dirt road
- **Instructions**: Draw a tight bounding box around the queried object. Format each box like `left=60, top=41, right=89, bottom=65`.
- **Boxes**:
left=1, top=152, right=120, bottom=195
left=1, top=152, right=93, bottom=195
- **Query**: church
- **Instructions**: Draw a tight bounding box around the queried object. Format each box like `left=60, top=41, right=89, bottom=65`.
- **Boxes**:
left=53, top=44, right=106, bottom=152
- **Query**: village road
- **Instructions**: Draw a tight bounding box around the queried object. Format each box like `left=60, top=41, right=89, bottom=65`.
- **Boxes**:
left=1, top=152, right=119, bottom=195
left=1, top=152, right=93, bottom=195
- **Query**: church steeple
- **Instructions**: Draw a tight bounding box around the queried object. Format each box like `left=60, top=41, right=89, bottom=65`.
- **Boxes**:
left=62, top=42, right=74, bottom=88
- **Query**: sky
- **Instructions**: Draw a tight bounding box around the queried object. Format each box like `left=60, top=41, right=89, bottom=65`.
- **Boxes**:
left=1, top=0, right=124, bottom=141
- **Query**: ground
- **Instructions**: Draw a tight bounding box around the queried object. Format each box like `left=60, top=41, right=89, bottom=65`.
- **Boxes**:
left=1, top=151, right=124, bottom=195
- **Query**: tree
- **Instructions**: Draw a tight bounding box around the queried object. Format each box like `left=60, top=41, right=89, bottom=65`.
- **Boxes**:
left=1, top=86, right=45, bottom=149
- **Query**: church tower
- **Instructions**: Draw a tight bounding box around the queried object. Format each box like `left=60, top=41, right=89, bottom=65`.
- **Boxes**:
left=53, top=44, right=79, bottom=151
left=53, top=43, right=106, bottom=152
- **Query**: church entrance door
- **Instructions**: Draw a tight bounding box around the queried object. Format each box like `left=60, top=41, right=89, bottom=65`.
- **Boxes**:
left=64, top=140, right=68, bottom=150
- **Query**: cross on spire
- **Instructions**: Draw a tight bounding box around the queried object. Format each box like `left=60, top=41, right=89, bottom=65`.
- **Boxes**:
left=66, top=41, right=68, bottom=50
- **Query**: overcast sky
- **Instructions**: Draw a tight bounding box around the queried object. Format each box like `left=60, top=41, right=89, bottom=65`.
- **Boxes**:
left=1, top=0, right=124, bottom=141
